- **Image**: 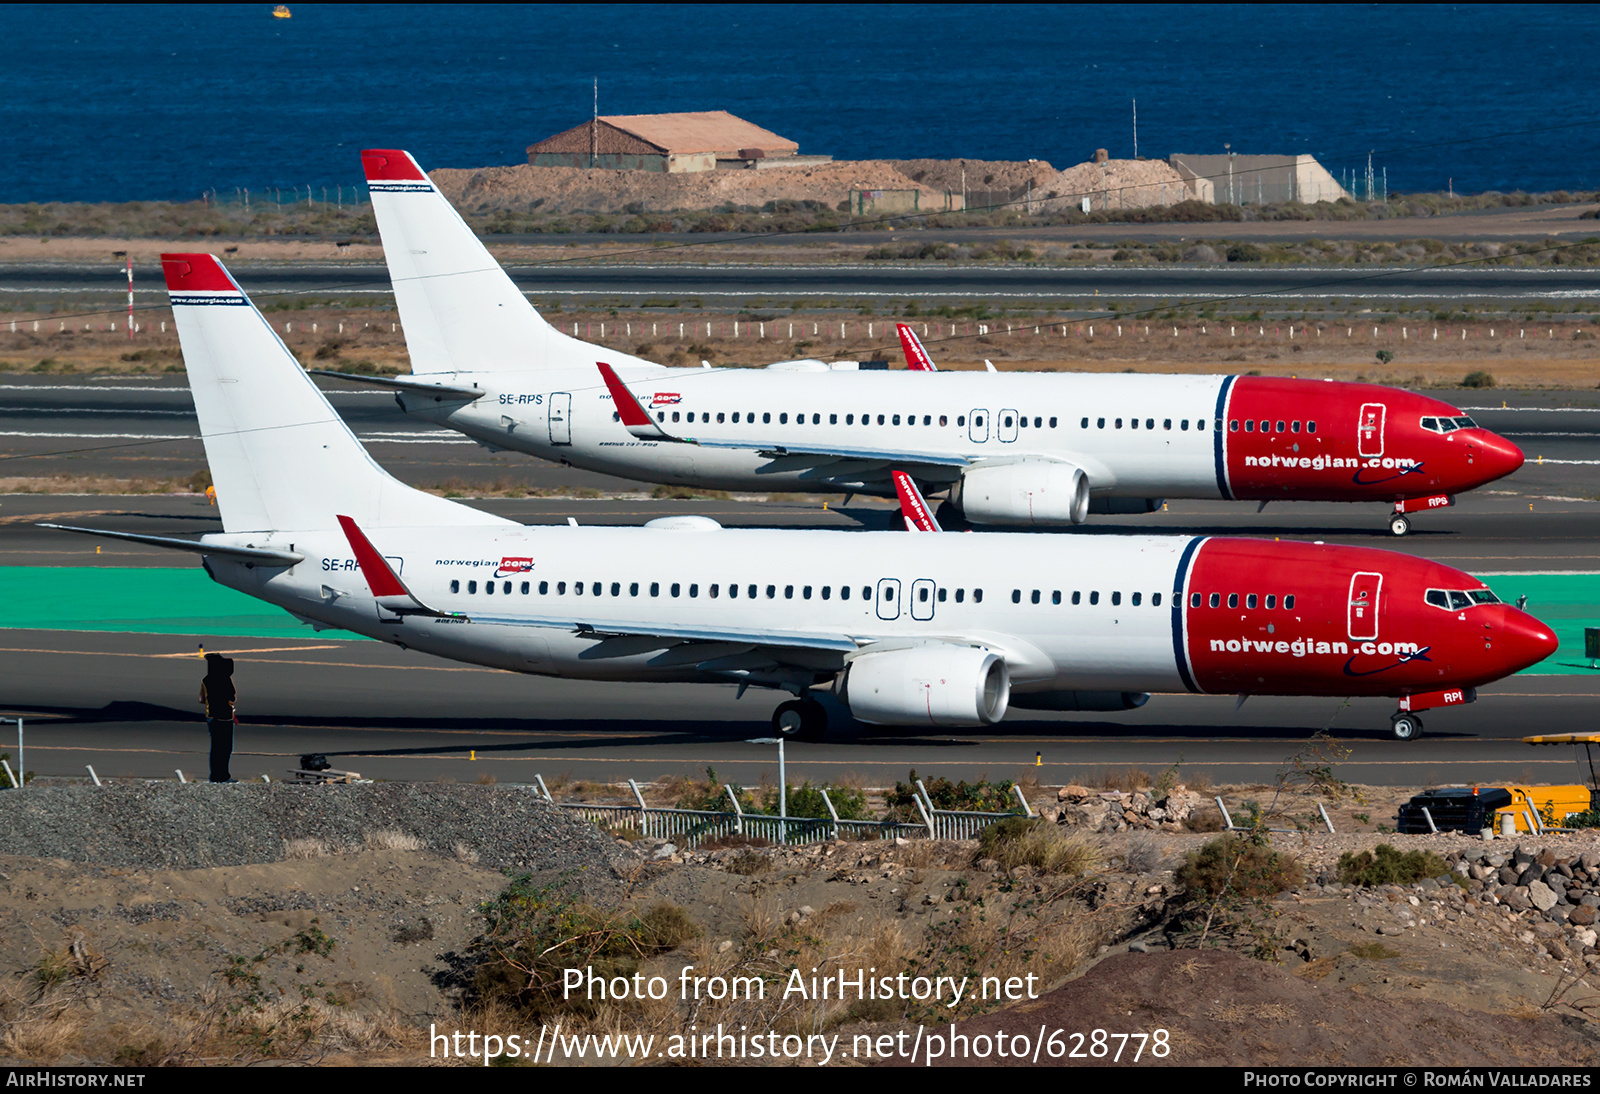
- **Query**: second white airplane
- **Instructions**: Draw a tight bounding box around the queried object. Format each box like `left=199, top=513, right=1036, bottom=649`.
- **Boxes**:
left=325, top=149, right=1524, bottom=536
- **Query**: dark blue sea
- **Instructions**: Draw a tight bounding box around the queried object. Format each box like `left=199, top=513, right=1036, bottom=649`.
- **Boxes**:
left=4, top=3, right=1597, bottom=203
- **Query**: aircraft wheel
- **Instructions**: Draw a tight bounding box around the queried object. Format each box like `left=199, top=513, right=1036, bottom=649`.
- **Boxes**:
left=772, top=699, right=828, bottom=741
left=1389, top=514, right=1411, bottom=537
left=1390, top=713, right=1423, bottom=741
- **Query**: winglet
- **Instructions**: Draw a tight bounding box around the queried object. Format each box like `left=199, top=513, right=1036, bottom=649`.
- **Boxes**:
left=893, top=471, right=942, bottom=532
left=597, top=362, right=685, bottom=442
left=336, top=514, right=455, bottom=616
left=361, top=148, right=430, bottom=183
left=896, top=323, right=937, bottom=371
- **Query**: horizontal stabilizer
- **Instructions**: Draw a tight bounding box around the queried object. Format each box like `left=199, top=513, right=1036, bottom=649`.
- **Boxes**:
left=38, top=523, right=304, bottom=564
left=308, top=370, right=484, bottom=400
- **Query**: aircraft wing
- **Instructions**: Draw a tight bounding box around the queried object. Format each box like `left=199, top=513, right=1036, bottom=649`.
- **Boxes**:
left=308, top=370, right=485, bottom=400
left=594, top=362, right=968, bottom=484
left=38, top=524, right=304, bottom=564
left=469, top=613, right=861, bottom=653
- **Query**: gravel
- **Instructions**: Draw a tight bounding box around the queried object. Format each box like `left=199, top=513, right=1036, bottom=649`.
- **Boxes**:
left=0, top=782, right=622, bottom=874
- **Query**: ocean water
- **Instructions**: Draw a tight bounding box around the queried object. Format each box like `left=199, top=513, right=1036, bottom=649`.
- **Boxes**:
left=4, top=3, right=1598, bottom=203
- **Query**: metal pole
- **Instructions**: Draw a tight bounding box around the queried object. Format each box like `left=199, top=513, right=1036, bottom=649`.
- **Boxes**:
left=778, top=738, right=786, bottom=843
left=126, top=259, right=133, bottom=340
left=1132, top=98, right=1137, bottom=159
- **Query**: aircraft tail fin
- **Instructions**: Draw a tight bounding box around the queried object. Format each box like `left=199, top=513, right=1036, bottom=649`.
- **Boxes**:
left=162, top=253, right=515, bottom=534
left=363, top=148, right=650, bottom=376
left=893, top=470, right=943, bottom=531
left=896, top=323, right=938, bottom=371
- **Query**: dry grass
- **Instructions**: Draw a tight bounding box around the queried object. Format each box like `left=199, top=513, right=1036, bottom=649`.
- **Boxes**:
left=362, top=829, right=425, bottom=853
left=452, top=841, right=479, bottom=865
left=1098, top=766, right=1153, bottom=791
left=281, top=837, right=330, bottom=860
left=979, top=819, right=1101, bottom=875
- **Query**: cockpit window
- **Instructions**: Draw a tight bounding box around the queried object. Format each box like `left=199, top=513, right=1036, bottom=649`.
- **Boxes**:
left=1425, top=589, right=1449, bottom=609
left=1421, top=417, right=1438, bottom=431
left=1428, top=588, right=1501, bottom=609
left=1468, top=589, right=1500, bottom=604
left=1447, top=591, right=1472, bottom=609
left=1455, top=416, right=1476, bottom=429
left=1422, top=416, right=1478, bottom=434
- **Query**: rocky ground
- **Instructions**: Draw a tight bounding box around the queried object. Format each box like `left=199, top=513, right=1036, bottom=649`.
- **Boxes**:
left=0, top=780, right=1597, bottom=1066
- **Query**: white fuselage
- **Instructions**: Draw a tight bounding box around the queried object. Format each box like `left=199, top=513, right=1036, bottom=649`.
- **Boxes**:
left=397, top=366, right=1228, bottom=498
left=212, top=523, right=1192, bottom=694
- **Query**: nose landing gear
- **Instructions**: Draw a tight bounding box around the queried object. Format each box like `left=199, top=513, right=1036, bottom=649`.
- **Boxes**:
left=772, top=698, right=829, bottom=741
left=1390, top=712, right=1423, bottom=741
left=1389, top=514, right=1411, bottom=537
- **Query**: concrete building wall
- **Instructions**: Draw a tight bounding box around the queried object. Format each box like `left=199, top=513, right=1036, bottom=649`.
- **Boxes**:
left=1169, top=154, right=1349, bottom=204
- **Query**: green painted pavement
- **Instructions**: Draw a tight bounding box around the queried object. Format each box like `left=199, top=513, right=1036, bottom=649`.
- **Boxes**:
left=0, top=568, right=1596, bottom=674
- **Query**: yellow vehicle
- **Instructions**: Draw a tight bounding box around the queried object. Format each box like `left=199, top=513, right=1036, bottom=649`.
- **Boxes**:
left=1494, top=785, right=1592, bottom=833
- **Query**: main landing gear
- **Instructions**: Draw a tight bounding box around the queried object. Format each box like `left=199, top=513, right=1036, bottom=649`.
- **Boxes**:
left=772, top=698, right=828, bottom=741
left=1389, top=712, right=1423, bottom=741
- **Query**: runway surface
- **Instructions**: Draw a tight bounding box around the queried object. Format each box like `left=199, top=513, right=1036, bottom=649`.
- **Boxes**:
left=1, top=382, right=1596, bottom=791
left=4, top=261, right=1600, bottom=304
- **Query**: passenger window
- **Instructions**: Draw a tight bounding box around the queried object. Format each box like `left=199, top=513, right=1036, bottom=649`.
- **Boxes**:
left=958, top=416, right=966, bottom=426
left=1208, top=593, right=1219, bottom=608
left=955, top=589, right=965, bottom=603
left=1052, top=590, right=1061, bottom=605
left=779, top=413, right=788, bottom=424
left=1012, top=589, right=1022, bottom=604
left=1115, top=418, right=1123, bottom=428
left=1030, top=589, right=1040, bottom=604
left=840, top=585, right=850, bottom=600
left=1163, top=419, right=1171, bottom=430
left=1228, top=593, right=1239, bottom=608
left=877, top=415, right=885, bottom=425
left=1290, top=421, right=1300, bottom=433
left=469, top=580, right=478, bottom=594
left=1181, top=420, right=1189, bottom=431
left=451, top=580, right=460, bottom=593
left=785, top=585, right=794, bottom=599
left=610, top=582, right=620, bottom=596
left=732, top=412, right=741, bottom=423
left=763, top=412, right=771, bottom=424
left=1152, top=592, right=1162, bottom=607
left=822, top=586, right=831, bottom=600
left=893, top=414, right=901, bottom=426
left=1244, top=420, right=1254, bottom=432
left=748, top=584, right=758, bottom=599
left=938, top=588, right=947, bottom=602
left=671, top=583, right=681, bottom=597
left=1265, top=594, right=1276, bottom=609
left=1307, top=422, right=1316, bottom=434
left=830, top=414, right=837, bottom=424
left=1145, top=419, right=1154, bottom=430
left=710, top=584, right=720, bottom=598
left=591, top=582, right=600, bottom=596
left=1111, top=591, right=1121, bottom=606
left=1276, top=421, right=1285, bottom=432
left=1200, top=418, right=1209, bottom=430
left=1132, top=592, right=1141, bottom=606
left=1089, top=591, right=1099, bottom=605
left=539, top=581, right=548, bottom=594
left=940, top=415, right=949, bottom=426
left=803, top=586, right=812, bottom=599
left=768, top=585, right=778, bottom=599
left=1049, top=417, right=1057, bottom=428
left=813, top=414, right=821, bottom=425
left=1097, top=417, right=1105, bottom=428
left=557, top=581, right=567, bottom=594
left=1246, top=594, right=1257, bottom=609
left=485, top=582, right=493, bottom=595
left=1020, top=417, right=1028, bottom=428
left=521, top=581, right=529, bottom=594
left=923, top=415, right=932, bottom=426
left=1190, top=593, right=1200, bottom=607
left=650, top=582, right=659, bottom=596
left=973, top=589, right=983, bottom=603
left=671, top=411, right=680, bottom=423
left=1081, top=417, right=1089, bottom=428
left=628, top=581, right=638, bottom=596
left=918, top=586, right=930, bottom=602
left=689, top=584, right=699, bottom=598
left=728, top=584, right=737, bottom=598
left=1230, top=420, right=1239, bottom=431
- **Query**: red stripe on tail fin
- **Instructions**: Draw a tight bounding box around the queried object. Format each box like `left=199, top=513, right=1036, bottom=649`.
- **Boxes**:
left=896, top=323, right=937, bottom=371
left=361, top=149, right=428, bottom=182
left=160, top=253, right=238, bottom=293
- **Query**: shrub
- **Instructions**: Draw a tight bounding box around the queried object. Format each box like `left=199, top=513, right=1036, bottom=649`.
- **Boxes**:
left=885, top=769, right=1017, bottom=821
left=1375, top=349, right=1395, bottom=364
left=1462, top=370, right=1496, bottom=388
left=1226, top=242, right=1263, bottom=263
left=1177, top=836, right=1303, bottom=899
left=1336, top=844, right=1447, bottom=886
left=976, top=817, right=1099, bottom=875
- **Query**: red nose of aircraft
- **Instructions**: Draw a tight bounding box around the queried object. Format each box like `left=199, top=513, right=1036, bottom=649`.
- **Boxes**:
left=1494, top=605, right=1559, bottom=675
left=1474, top=430, right=1526, bottom=485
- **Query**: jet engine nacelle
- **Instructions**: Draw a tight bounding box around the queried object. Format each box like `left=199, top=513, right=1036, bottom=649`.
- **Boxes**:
left=950, top=459, right=1090, bottom=526
left=839, top=646, right=1010, bottom=727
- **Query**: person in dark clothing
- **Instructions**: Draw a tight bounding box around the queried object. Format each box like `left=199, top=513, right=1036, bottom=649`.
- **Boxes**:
left=199, top=653, right=237, bottom=783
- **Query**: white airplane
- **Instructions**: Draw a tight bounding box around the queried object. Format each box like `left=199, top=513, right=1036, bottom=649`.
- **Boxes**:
left=326, top=149, right=1525, bottom=537
left=45, top=254, right=1557, bottom=742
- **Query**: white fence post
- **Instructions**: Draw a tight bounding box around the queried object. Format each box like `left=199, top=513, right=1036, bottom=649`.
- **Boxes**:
left=724, top=784, right=744, bottom=835
left=1013, top=784, right=1034, bottom=817
left=628, top=779, right=649, bottom=836
left=534, top=773, right=553, bottom=802
left=86, top=765, right=101, bottom=787
left=821, top=788, right=841, bottom=840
